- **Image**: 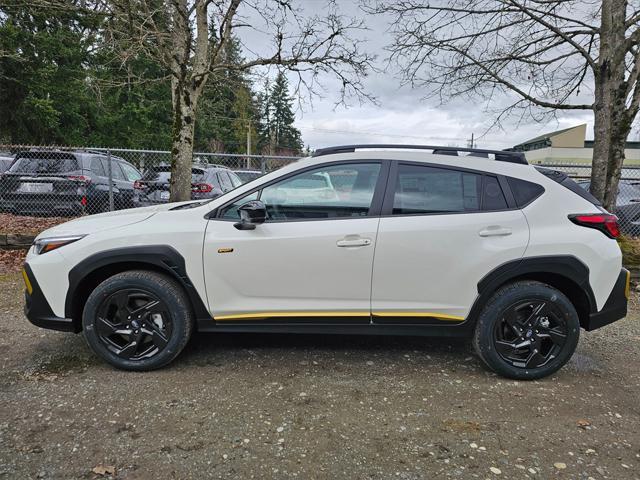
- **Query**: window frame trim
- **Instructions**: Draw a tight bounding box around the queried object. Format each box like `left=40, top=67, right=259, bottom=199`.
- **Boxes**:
left=207, top=159, right=391, bottom=223
left=380, top=160, right=518, bottom=217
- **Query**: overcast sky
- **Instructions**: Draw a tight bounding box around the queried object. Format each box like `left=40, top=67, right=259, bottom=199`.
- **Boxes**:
left=239, top=1, right=634, bottom=151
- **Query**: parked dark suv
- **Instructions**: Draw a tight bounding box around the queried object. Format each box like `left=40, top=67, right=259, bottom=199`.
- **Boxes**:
left=0, top=150, right=142, bottom=216
left=133, top=164, right=242, bottom=206
left=578, top=180, right=640, bottom=234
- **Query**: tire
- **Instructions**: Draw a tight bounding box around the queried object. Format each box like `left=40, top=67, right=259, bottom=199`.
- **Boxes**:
left=82, top=270, right=193, bottom=371
left=473, top=280, right=580, bottom=380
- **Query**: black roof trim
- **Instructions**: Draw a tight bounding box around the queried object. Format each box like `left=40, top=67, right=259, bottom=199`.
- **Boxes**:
left=312, top=144, right=527, bottom=165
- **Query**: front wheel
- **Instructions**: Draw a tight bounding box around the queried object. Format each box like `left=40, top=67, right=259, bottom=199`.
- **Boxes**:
left=82, top=270, right=193, bottom=371
left=473, top=281, right=580, bottom=380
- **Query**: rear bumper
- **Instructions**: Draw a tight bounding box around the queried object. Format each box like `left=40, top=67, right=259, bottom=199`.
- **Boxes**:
left=22, top=264, right=78, bottom=333
left=585, top=268, right=629, bottom=331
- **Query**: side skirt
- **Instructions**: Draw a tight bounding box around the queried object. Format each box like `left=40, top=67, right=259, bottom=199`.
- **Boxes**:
left=195, top=318, right=474, bottom=338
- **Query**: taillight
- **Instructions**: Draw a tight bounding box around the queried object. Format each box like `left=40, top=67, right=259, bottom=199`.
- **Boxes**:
left=133, top=180, right=146, bottom=190
left=569, top=213, right=620, bottom=238
left=192, top=183, right=213, bottom=193
left=67, top=175, right=91, bottom=184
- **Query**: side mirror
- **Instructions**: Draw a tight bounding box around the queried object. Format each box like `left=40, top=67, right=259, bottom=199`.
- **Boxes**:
left=234, top=200, right=267, bottom=230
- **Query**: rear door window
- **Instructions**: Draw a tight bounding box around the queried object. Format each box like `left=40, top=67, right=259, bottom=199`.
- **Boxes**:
left=392, top=164, right=481, bottom=214
left=120, top=162, right=141, bottom=181
left=91, top=158, right=105, bottom=177
left=218, top=171, right=233, bottom=191
left=110, top=161, right=126, bottom=181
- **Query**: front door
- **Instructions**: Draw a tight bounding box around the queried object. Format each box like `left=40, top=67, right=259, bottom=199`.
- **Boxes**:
left=371, top=162, right=529, bottom=323
left=203, top=161, right=387, bottom=323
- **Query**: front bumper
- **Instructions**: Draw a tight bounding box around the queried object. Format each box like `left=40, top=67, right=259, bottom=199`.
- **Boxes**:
left=585, top=268, right=630, bottom=331
left=22, top=263, right=78, bottom=333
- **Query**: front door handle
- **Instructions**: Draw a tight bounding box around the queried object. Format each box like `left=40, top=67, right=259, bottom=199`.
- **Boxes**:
left=337, top=237, right=372, bottom=247
left=479, top=226, right=512, bottom=237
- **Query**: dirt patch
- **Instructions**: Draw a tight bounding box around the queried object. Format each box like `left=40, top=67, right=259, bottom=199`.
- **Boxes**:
left=0, top=273, right=639, bottom=479
left=0, top=213, right=69, bottom=236
left=0, top=249, right=26, bottom=273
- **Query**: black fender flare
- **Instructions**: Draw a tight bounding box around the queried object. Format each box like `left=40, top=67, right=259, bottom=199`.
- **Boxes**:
left=467, top=255, right=597, bottom=325
left=65, top=245, right=210, bottom=323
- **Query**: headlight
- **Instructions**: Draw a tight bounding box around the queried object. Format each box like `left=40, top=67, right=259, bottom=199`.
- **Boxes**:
left=33, top=235, right=86, bottom=255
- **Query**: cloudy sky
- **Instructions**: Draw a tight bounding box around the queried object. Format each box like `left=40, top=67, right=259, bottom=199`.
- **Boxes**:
left=239, top=1, right=615, bottom=151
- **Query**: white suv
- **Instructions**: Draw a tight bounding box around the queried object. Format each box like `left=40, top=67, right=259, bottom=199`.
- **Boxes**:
left=22, top=145, right=629, bottom=379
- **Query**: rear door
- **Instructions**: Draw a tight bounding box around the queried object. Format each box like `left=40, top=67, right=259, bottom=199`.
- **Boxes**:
left=371, top=161, right=529, bottom=324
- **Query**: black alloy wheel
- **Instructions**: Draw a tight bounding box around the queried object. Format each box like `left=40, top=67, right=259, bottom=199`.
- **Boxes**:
left=95, top=289, right=172, bottom=361
left=83, top=270, right=193, bottom=371
left=493, top=300, right=568, bottom=369
left=473, top=280, right=580, bottom=380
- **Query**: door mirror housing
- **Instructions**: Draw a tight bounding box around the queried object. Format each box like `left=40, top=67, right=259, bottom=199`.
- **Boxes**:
left=234, top=200, right=267, bottom=230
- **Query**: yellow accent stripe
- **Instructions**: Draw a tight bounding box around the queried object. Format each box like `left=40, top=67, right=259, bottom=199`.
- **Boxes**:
left=373, top=312, right=465, bottom=321
left=22, top=269, right=33, bottom=295
left=214, top=311, right=465, bottom=322
left=215, top=311, right=370, bottom=321
left=625, top=269, right=631, bottom=300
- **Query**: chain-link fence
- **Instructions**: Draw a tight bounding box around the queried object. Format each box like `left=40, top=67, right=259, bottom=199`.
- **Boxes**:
left=537, top=163, right=640, bottom=236
left=0, top=145, right=300, bottom=218
left=2, top=145, right=640, bottom=236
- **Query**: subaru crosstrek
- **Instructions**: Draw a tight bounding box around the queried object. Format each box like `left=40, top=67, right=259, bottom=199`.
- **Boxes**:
left=22, top=145, right=629, bottom=379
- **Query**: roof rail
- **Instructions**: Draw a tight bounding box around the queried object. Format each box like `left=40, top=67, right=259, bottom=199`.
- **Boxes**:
left=312, top=144, right=527, bottom=165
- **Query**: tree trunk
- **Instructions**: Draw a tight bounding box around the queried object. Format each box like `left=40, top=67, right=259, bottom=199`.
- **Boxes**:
left=170, top=79, right=199, bottom=202
left=589, top=0, right=628, bottom=212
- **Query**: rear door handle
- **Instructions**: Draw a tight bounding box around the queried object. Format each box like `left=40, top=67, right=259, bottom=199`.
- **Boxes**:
left=479, top=226, right=512, bottom=237
left=337, top=237, right=372, bottom=247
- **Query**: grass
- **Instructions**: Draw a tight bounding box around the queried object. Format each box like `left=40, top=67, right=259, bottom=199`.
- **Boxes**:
left=618, top=235, right=640, bottom=267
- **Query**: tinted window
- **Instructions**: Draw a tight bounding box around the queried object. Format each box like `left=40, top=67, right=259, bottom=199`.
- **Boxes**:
left=507, top=177, right=545, bottom=207
left=260, top=163, right=381, bottom=220
left=9, top=154, right=79, bottom=174
left=110, top=161, right=126, bottom=180
left=228, top=171, right=243, bottom=188
left=120, top=162, right=141, bottom=182
left=482, top=176, right=508, bottom=210
left=91, top=158, right=105, bottom=176
left=392, top=165, right=481, bottom=214
left=218, top=171, right=233, bottom=191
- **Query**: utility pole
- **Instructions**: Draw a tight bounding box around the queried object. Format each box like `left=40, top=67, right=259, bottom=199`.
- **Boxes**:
left=246, top=122, right=252, bottom=169
left=467, top=133, right=475, bottom=149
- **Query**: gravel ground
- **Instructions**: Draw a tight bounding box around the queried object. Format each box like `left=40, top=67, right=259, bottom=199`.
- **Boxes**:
left=0, top=272, right=639, bottom=480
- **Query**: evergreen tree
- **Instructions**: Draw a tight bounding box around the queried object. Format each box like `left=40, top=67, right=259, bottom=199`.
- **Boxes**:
left=195, top=36, right=259, bottom=154
left=259, top=72, right=303, bottom=155
left=0, top=3, right=99, bottom=144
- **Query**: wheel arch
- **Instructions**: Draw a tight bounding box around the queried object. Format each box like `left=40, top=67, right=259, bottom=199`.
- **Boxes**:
left=65, top=246, right=210, bottom=330
left=468, top=256, right=596, bottom=330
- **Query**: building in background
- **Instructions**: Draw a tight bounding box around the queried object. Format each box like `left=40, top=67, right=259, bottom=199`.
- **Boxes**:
left=510, top=124, right=640, bottom=165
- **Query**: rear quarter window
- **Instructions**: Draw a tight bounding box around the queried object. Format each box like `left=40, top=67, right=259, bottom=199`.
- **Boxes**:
left=507, top=177, right=545, bottom=207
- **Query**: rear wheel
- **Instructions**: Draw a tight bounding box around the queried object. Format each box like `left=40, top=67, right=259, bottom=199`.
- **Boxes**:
left=82, top=270, right=193, bottom=371
left=473, top=281, right=580, bottom=380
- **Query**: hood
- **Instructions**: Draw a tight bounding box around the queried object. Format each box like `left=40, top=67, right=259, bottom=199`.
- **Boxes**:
left=34, top=203, right=185, bottom=239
